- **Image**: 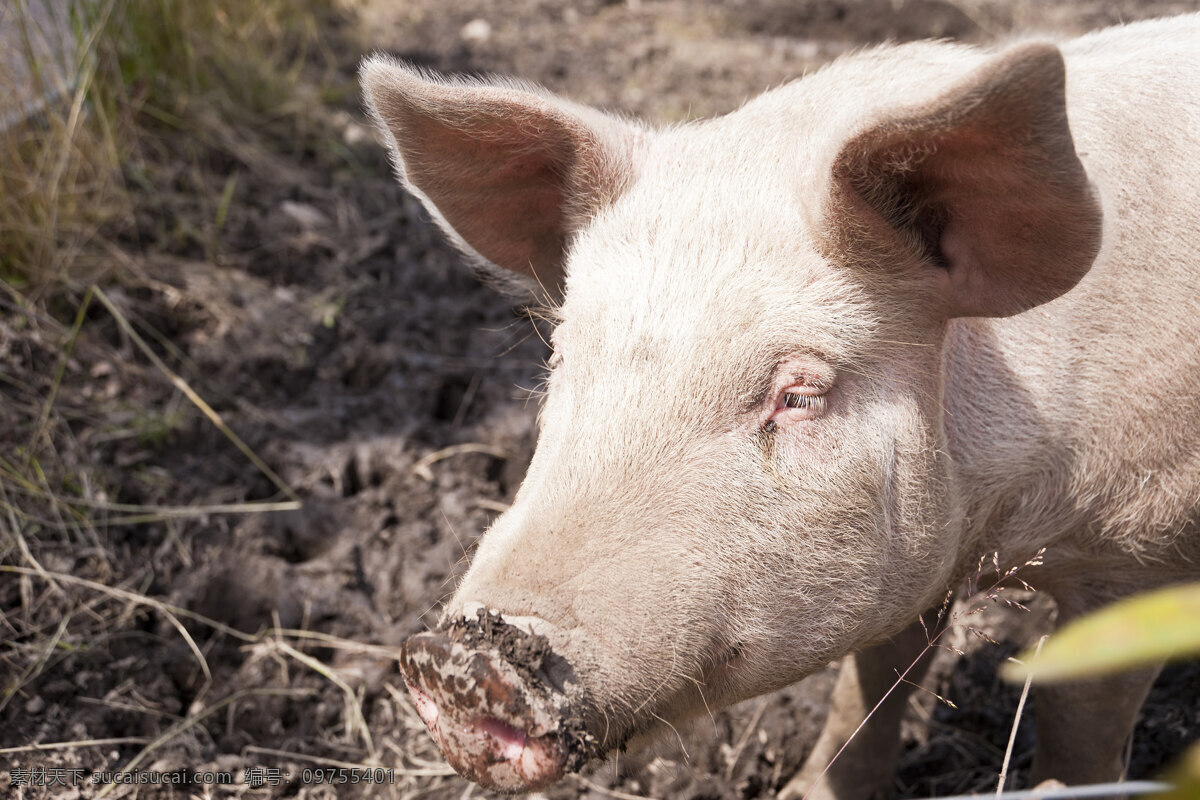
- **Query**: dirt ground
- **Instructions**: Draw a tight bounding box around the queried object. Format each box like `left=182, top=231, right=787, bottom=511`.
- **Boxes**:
left=4, top=1, right=1200, bottom=798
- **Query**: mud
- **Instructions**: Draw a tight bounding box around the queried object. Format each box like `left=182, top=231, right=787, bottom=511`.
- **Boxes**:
left=450, top=609, right=555, bottom=680
left=398, top=614, right=598, bottom=791
left=444, top=609, right=602, bottom=771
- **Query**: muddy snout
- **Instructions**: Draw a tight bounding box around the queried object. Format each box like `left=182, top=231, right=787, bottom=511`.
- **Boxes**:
left=398, top=610, right=597, bottom=793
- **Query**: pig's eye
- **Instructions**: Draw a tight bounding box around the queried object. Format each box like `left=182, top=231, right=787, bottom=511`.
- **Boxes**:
left=767, top=385, right=828, bottom=426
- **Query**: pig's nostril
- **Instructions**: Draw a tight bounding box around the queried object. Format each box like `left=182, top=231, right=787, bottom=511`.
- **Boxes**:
left=399, top=625, right=585, bottom=791
left=476, top=716, right=527, bottom=761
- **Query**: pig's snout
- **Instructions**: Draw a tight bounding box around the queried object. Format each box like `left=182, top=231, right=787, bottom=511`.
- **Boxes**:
left=399, top=613, right=595, bottom=792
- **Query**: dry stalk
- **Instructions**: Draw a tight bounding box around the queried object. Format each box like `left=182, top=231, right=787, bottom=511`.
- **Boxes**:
left=997, top=634, right=1048, bottom=794
left=412, top=444, right=508, bottom=482
left=91, top=285, right=301, bottom=504
left=94, top=688, right=311, bottom=799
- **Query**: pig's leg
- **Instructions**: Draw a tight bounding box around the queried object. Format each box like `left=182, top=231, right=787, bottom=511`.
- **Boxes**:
left=778, top=607, right=944, bottom=800
left=1028, top=591, right=1162, bottom=784
left=1030, top=658, right=1159, bottom=783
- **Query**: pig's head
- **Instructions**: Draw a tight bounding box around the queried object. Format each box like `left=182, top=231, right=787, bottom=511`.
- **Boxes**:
left=362, top=42, right=1101, bottom=792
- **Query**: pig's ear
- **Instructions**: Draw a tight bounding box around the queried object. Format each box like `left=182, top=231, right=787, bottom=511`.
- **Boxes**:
left=361, top=57, right=640, bottom=297
left=825, top=43, right=1102, bottom=318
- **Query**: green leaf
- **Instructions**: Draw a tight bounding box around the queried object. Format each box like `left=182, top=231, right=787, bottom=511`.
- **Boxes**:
left=1002, top=583, right=1200, bottom=683
left=1163, top=742, right=1200, bottom=800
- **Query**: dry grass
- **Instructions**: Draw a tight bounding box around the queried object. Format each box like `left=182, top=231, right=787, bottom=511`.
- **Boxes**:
left=0, top=0, right=347, bottom=613
left=0, top=0, right=349, bottom=528
left=0, top=0, right=377, bottom=793
left=0, top=0, right=341, bottom=292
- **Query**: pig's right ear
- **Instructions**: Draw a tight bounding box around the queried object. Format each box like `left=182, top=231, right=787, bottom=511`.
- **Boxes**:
left=823, top=43, right=1102, bottom=319
left=361, top=57, right=641, bottom=298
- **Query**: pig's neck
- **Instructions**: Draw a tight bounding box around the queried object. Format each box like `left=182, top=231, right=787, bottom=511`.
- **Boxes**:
left=940, top=313, right=1141, bottom=594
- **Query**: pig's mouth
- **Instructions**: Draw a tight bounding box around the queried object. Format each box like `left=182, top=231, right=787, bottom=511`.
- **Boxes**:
left=398, top=609, right=600, bottom=793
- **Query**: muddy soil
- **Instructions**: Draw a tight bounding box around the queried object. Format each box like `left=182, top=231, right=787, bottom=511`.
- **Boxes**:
left=4, top=1, right=1199, bottom=798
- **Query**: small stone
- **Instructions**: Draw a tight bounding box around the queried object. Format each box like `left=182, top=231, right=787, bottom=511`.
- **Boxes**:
left=279, top=200, right=329, bottom=231
left=343, top=122, right=371, bottom=146
left=24, top=695, right=45, bottom=714
left=461, top=18, right=492, bottom=44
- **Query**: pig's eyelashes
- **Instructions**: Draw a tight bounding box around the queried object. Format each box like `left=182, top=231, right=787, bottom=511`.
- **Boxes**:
left=783, top=393, right=823, bottom=411
left=766, top=388, right=828, bottom=426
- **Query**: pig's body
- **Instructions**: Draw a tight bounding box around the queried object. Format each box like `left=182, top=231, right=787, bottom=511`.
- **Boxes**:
left=363, top=15, right=1200, bottom=797
left=952, top=24, right=1200, bottom=582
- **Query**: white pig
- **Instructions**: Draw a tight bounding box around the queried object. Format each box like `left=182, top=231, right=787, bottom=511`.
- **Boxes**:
left=362, top=13, right=1200, bottom=797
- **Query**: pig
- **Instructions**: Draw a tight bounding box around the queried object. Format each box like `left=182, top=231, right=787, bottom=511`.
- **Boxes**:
left=361, top=13, right=1200, bottom=797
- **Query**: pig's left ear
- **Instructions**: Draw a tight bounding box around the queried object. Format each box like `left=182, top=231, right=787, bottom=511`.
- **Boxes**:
left=825, top=43, right=1102, bottom=318
left=361, top=57, right=641, bottom=299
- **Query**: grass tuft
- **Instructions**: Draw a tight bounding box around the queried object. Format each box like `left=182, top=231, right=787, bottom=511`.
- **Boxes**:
left=1, top=0, right=342, bottom=290
left=1, top=0, right=362, bottom=788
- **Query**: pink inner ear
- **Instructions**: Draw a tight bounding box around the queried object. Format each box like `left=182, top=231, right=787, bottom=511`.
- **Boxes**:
left=399, top=108, right=573, bottom=285
left=823, top=43, right=1102, bottom=319
left=938, top=224, right=970, bottom=277
left=364, top=65, right=637, bottom=292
